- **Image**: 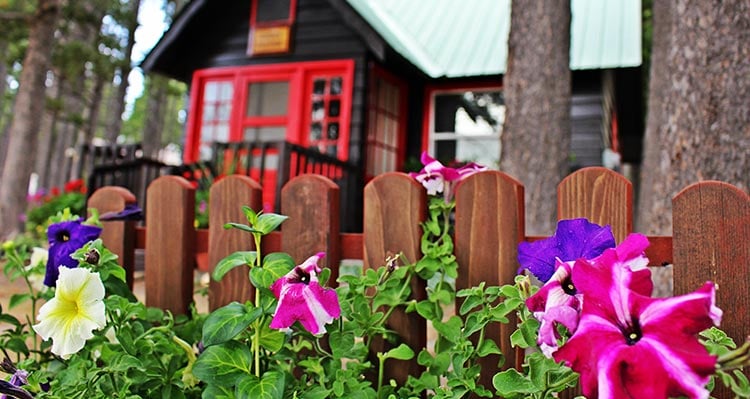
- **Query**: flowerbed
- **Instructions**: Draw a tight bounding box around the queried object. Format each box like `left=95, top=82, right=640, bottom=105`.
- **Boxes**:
left=0, top=153, right=748, bottom=399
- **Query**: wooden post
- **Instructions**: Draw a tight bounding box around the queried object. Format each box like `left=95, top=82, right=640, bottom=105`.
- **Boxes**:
left=363, top=172, right=426, bottom=385
left=208, top=175, right=262, bottom=310
left=87, top=186, right=137, bottom=289
left=557, top=167, right=633, bottom=242
left=145, top=176, right=195, bottom=315
left=281, top=174, right=341, bottom=281
left=673, top=181, right=750, bottom=355
left=454, top=170, right=525, bottom=384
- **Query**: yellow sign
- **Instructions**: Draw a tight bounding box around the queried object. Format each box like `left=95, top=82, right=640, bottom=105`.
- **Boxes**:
left=250, top=26, right=291, bottom=55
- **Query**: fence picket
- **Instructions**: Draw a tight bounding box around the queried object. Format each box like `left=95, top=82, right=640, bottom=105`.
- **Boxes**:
left=281, top=174, right=341, bottom=278
left=558, top=167, right=633, bottom=242
left=144, top=176, right=195, bottom=315
left=363, top=172, right=427, bottom=384
left=88, top=186, right=137, bottom=288
left=208, top=175, right=262, bottom=310
left=455, top=170, right=525, bottom=387
left=673, top=181, right=750, bottom=344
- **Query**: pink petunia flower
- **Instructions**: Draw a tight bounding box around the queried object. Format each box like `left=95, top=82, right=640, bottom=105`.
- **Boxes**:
left=526, top=233, right=654, bottom=356
left=409, top=152, right=486, bottom=201
left=269, top=252, right=341, bottom=335
left=554, top=237, right=721, bottom=399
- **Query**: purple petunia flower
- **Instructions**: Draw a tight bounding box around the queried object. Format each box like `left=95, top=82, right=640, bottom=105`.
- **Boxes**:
left=44, top=219, right=102, bottom=287
left=269, top=252, right=341, bottom=335
left=554, top=237, right=721, bottom=399
left=99, top=203, right=143, bottom=221
left=518, top=218, right=616, bottom=282
left=527, top=234, right=654, bottom=356
left=409, top=152, right=486, bottom=201
left=0, top=367, right=30, bottom=399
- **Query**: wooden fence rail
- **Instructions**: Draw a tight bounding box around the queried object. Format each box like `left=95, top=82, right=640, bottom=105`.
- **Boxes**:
left=87, top=167, right=750, bottom=394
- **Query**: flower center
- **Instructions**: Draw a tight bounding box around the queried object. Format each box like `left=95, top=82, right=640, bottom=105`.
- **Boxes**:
left=56, top=231, right=70, bottom=242
left=622, top=317, right=642, bottom=345
left=562, top=276, right=577, bottom=296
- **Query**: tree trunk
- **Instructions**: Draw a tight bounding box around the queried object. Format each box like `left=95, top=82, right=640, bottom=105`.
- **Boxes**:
left=84, top=72, right=106, bottom=143
left=105, top=0, right=142, bottom=143
left=637, top=0, right=750, bottom=235
left=34, top=77, right=61, bottom=190
left=0, top=0, right=61, bottom=239
left=142, top=75, right=169, bottom=158
left=500, top=2, right=572, bottom=235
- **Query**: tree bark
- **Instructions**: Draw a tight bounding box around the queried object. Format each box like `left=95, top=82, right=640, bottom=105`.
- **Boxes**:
left=637, top=0, right=750, bottom=235
left=142, top=76, right=169, bottom=158
left=105, top=0, right=142, bottom=143
left=500, top=1, right=572, bottom=235
left=0, top=0, right=61, bottom=239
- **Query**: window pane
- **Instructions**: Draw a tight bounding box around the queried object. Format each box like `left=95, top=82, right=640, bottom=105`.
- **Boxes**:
left=330, top=77, right=342, bottom=95
left=256, top=0, right=290, bottom=22
left=328, top=99, right=340, bottom=117
left=309, top=122, right=322, bottom=141
left=243, top=126, right=286, bottom=142
left=204, top=82, right=219, bottom=101
left=313, top=79, right=326, bottom=95
left=327, top=122, right=339, bottom=140
left=246, top=81, right=289, bottom=116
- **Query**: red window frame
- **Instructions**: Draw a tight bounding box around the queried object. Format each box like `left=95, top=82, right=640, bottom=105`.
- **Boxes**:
left=184, top=60, right=354, bottom=163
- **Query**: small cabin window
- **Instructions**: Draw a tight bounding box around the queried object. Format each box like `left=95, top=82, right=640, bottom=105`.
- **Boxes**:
left=426, top=86, right=505, bottom=168
left=248, top=0, right=297, bottom=56
left=365, top=67, right=407, bottom=179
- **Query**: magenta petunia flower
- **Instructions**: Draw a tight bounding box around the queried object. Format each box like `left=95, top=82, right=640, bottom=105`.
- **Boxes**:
left=269, top=252, right=341, bottom=335
left=526, top=234, right=654, bottom=356
left=554, top=238, right=722, bottom=399
left=44, top=219, right=102, bottom=287
left=518, top=218, right=615, bottom=282
left=409, top=152, right=486, bottom=201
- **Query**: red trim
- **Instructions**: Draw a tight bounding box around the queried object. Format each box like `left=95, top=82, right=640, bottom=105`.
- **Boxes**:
left=185, top=60, right=355, bottom=163
left=421, top=79, right=504, bottom=155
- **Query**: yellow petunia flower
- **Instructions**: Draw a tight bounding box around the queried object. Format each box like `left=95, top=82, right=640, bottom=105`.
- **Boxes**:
left=33, top=267, right=106, bottom=359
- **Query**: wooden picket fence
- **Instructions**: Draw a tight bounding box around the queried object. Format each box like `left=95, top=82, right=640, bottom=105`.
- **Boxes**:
left=87, top=167, right=749, bottom=395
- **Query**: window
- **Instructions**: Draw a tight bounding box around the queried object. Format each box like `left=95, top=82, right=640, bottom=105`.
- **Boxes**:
left=366, top=67, right=406, bottom=178
left=197, top=80, right=233, bottom=160
left=426, top=86, right=505, bottom=168
left=248, top=0, right=297, bottom=56
left=185, top=60, right=354, bottom=163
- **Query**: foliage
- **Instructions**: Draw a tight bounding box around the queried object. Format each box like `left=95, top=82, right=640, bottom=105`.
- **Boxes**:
left=24, top=180, right=87, bottom=239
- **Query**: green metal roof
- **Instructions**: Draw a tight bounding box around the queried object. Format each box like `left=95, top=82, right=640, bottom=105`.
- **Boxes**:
left=345, top=0, right=642, bottom=78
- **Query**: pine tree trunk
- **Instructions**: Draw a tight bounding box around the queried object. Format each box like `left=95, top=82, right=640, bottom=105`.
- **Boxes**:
left=0, top=0, right=61, bottom=239
left=84, top=72, right=106, bottom=143
left=500, top=2, right=572, bottom=235
left=637, top=0, right=750, bottom=235
left=142, top=76, right=169, bottom=159
left=105, top=0, right=142, bottom=143
left=34, top=78, right=61, bottom=190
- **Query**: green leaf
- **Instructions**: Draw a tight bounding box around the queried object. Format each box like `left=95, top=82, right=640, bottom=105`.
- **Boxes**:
left=262, top=252, right=295, bottom=281
left=330, top=331, right=355, bottom=358
left=235, top=371, right=285, bottom=399
left=213, top=251, right=257, bottom=281
left=301, top=386, right=332, bottom=399
left=223, top=222, right=262, bottom=234
left=202, top=302, right=262, bottom=347
left=203, top=384, right=236, bottom=399
left=8, top=293, right=31, bottom=309
left=242, top=206, right=258, bottom=225
left=381, top=343, right=415, bottom=361
left=477, top=339, right=502, bottom=357
left=414, top=300, right=439, bottom=320
left=255, top=213, right=288, bottom=235
left=193, top=340, right=253, bottom=385
left=459, top=294, right=483, bottom=315
left=258, top=322, right=286, bottom=352
left=492, top=369, right=536, bottom=396
left=432, top=316, right=462, bottom=342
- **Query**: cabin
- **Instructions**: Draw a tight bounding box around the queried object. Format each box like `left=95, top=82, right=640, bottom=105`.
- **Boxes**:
left=140, top=0, right=642, bottom=231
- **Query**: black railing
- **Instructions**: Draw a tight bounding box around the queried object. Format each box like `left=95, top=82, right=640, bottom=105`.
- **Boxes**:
left=87, top=158, right=170, bottom=219
left=211, top=141, right=362, bottom=232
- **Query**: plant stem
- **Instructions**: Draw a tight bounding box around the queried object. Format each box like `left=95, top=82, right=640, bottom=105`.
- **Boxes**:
left=253, top=232, right=263, bottom=377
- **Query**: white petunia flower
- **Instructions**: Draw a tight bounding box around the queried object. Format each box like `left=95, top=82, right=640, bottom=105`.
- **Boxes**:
left=33, top=267, right=106, bottom=359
